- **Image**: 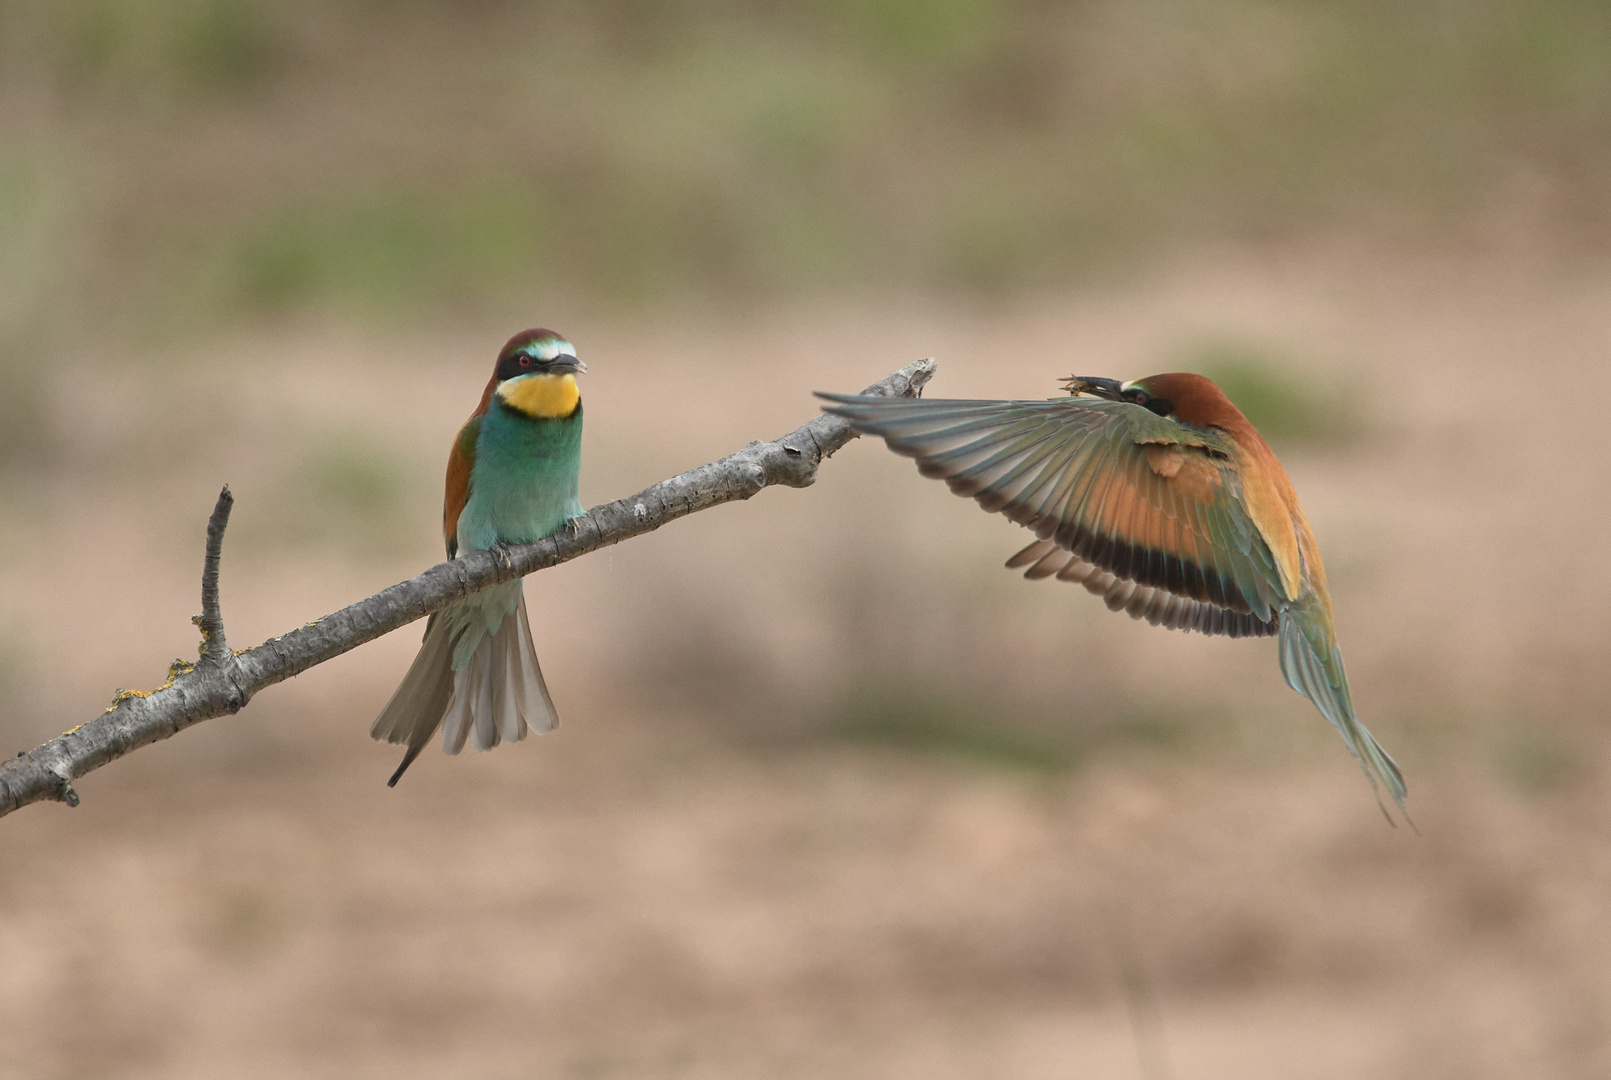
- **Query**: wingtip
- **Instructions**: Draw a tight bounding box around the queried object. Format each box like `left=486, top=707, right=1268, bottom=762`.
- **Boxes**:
left=815, top=391, right=866, bottom=412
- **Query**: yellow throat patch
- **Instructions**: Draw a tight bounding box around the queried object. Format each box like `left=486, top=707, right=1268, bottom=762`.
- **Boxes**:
left=497, top=373, right=580, bottom=419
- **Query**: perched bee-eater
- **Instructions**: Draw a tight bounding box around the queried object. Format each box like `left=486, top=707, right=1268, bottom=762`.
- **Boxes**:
left=372, top=329, right=585, bottom=786
left=820, top=373, right=1406, bottom=818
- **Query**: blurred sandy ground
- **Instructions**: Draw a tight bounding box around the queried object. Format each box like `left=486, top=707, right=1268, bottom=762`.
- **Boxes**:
left=4, top=3, right=1611, bottom=1079
left=4, top=253, right=1611, bottom=1079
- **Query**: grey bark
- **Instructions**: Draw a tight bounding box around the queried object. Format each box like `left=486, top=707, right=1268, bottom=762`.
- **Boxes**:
left=0, top=358, right=935, bottom=820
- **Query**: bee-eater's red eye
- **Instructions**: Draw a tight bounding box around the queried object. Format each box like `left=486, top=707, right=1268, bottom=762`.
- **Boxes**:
left=520, top=356, right=531, bottom=366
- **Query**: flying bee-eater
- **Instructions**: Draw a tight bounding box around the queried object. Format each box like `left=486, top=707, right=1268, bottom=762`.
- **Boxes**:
left=372, top=328, right=585, bottom=786
left=820, top=372, right=1406, bottom=819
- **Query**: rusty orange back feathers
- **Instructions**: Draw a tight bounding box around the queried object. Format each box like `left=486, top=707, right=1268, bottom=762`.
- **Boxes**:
left=1136, top=372, right=1306, bottom=602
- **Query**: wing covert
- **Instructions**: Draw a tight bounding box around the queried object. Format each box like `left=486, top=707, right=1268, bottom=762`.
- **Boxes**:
left=443, top=414, right=482, bottom=559
left=819, top=393, right=1286, bottom=637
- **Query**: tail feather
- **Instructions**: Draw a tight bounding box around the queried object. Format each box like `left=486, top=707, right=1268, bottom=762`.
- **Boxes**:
left=373, top=590, right=561, bottom=785
left=514, top=597, right=559, bottom=736
left=489, top=616, right=513, bottom=743
left=442, top=668, right=475, bottom=755
left=470, top=642, right=497, bottom=752
left=1277, top=612, right=1409, bottom=822
left=371, top=614, right=457, bottom=787
left=439, top=593, right=558, bottom=757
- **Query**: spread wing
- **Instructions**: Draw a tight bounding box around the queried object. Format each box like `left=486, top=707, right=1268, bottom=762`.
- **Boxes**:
left=819, top=394, right=1290, bottom=638
left=443, top=414, right=482, bottom=559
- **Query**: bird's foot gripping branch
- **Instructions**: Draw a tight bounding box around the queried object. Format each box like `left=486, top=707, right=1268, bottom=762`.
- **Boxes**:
left=0, top=358, right=935, bottom=820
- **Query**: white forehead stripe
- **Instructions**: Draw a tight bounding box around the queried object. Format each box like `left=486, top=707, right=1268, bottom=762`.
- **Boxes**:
left=530, top=339, right=574, bottom=361
left=1120, top=379, right=1137, bottom=391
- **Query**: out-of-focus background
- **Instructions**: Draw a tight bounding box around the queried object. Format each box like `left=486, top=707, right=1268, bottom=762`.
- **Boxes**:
left=2, top=2, right=1610, bottom=1077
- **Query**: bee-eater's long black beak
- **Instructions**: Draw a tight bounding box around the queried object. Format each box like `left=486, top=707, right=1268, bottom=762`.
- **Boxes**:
left=1060, top=375, right=1123, bottom=400
left=548, top=355, right=586, bottom=374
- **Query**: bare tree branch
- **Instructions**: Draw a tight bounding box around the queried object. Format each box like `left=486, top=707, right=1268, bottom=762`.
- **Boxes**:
left=0, top=358, right=935, bottom=820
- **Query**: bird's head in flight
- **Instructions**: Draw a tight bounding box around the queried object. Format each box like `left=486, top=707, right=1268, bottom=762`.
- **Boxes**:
left=1061, top=375, right=1175, bottom=418
left=1062, top=372, right=1253, bottom=435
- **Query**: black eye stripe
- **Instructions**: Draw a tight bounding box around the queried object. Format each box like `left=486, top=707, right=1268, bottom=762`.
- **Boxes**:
left=495, top=342, right=576, bottom=383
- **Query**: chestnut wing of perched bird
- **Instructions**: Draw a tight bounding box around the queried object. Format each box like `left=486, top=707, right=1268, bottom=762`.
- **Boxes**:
left=819, top=373, right=1406, bottom=820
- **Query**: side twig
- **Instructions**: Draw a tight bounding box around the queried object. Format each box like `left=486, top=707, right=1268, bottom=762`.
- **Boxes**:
left=0, top=358, right=935, bottom=819
left=196, top=485, right=234, bottom=666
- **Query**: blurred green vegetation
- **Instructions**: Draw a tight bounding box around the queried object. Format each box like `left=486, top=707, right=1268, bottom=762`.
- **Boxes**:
left=829, top=680, right=1211, bottom=774
left=303, top=437, right=403, bottom=522
left=1175, top=336, right=1360, bottom=448
left=241, top=435, right=412, bottom=555
left=206, top=177, right=556, bottom=318
left=1490, top=722, right=1588, bottom=795
left=17, top=0, right=284, bottom=100
left=0, top=0, right=1610, bottom=351
left=0, top=150, right=70, bottom=467
left=832, top=682, right=1079, bottom=772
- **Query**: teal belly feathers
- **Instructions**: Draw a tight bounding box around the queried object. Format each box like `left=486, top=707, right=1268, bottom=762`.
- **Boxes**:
left=444, top=399, right=582, bottom=670
left=457, top=398, right=583, bottom=553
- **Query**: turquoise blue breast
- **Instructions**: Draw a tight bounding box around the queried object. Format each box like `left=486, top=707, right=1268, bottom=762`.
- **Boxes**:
left=455, top=399, right=583, bottom=553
